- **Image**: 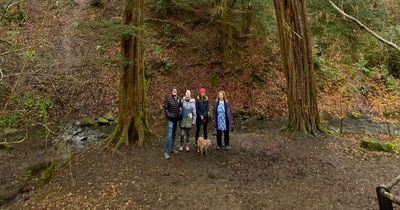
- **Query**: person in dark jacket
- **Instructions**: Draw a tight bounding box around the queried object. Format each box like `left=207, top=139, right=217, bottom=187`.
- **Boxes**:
left=195, top=88, right=209, bottom=146
left=213, top=91, right=234, bottom=150
left=163, top=88, right=182, bottom=159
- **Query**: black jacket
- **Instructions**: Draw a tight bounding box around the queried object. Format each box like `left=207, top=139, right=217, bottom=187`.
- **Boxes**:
left=195, top=96, right=209, bottom=124
left=164, top=95, right=182, bottom=122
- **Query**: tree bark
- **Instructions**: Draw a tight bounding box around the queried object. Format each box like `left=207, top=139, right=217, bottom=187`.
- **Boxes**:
left=107, top=0, right=149, bottom=147
left=273, top=0, right=323, bottom=135
left=240, top=0, right=251, bottom=34
left=221, top=0, right=234, bottom=60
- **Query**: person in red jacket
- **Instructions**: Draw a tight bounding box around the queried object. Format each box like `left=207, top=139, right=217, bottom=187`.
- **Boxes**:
left=195, top=88, right=209, bottom=147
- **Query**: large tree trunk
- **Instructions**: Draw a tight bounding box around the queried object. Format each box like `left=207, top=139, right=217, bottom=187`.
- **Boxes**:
left=240, top=0, right=251, bottom=34
left=273, top=0, right=323, bottom=135
left=221, top=0, right=234, bottom=60
left=107, top=0, right=149, bottom=147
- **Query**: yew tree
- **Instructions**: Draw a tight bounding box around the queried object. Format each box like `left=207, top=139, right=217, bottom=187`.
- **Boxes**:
left=273, top=0, right=324, bottom=135
left=107, top=0, right=150, bottom=147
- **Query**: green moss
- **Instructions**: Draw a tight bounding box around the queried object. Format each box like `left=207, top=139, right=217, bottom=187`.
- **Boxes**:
left=360, top=138, right=399, bottom=153
left=23, top=93, right=54, bottom=121
left=81, top=117, right=95, bottom=126
left=0, top=113, right=19, bottom=128
left=98, top=117, right=110, bottom=125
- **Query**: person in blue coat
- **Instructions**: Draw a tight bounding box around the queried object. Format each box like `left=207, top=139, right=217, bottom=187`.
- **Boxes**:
left=213, top=91, right=234, bottom=150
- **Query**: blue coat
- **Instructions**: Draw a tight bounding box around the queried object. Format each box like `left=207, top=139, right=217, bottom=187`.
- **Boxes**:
left=213, top=100, right=234, bottom=131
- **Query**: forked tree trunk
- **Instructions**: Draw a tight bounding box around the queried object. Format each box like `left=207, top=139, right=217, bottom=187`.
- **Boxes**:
left=107, top=0, right=149, bottom=147
left=273, top=0, right=324, bottom=135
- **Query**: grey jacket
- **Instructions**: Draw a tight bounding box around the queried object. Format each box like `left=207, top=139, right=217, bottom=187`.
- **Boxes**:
left=180, top=98, right=197, bottom=128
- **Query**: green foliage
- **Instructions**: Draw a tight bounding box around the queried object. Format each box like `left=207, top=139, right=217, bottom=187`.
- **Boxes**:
left=23, top=94, right=54, bottom=121
left=358, top=84, right=371, bottom=96
left=314, top=53, right=341, bottom=89
left=314, top=55, right=338, bottom=79
left=247, top=0, right=276, bottom=38
left=357, top=54, right=373, bottom=76
left=0, top=112, right=18, bottom=128
left=21, top=49, right=36, bottom=62
left=359, top=58, right=400, bottom=94
left=157, top=58, right=173, bottom=73
left=308, top=0, right=388, bottom=63
left=150, top=42, right=162, bottom=54
left=0, top=0, right=27, bottom=25
left=385, top=75, right=400, bottom=94
left=41, top=163, right=59, bottom=184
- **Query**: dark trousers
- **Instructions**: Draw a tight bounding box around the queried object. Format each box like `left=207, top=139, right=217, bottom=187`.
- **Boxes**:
left=195, top=123, right=208, bottom=144
left=216, top=129, right=229, bottom=147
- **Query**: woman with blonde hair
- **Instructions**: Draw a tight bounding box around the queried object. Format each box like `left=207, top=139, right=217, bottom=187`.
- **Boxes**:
left=179, top=90, right=196, bottom=152
left=213, top=91, right=234, bottom=150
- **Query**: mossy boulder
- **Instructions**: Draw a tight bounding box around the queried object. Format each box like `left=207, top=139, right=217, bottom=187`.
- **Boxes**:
left=97, top=117, right=110, bottom=125
left=360, top=138, right=399, bottom=153
left=79, top=117, right=95, bottom=126
left=103, top=112, right=115, bottom=121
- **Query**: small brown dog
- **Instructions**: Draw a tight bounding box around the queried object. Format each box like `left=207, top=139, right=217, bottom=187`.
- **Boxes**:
left=197, top=137, right=212, bottom=156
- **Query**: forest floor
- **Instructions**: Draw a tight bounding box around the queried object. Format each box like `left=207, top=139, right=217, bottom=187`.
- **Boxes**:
left=3, top=119, right=400, bottom=210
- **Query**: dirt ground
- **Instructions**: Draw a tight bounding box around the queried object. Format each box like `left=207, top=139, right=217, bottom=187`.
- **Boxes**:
left=4, top=120, right=400, bottom=210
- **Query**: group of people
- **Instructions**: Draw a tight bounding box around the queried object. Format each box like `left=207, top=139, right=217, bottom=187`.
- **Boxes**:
left=163, top=88, right=234, bottom=159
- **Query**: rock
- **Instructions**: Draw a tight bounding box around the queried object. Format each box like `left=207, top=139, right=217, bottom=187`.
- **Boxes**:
left=360, top=138, right=398, bottom=153
left=97, top=117, right=110, bottom=125
left=73, top=128, right=83, bottom=135
left=103, top=112, right=115, bottom=121
left=80, top=118, right=95, bottom=126
left=77, top=136, right=88, bottom=141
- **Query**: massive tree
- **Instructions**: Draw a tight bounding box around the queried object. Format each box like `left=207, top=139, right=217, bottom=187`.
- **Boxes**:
left=221, top=0, right=234, bottom=60
left=273, top=0, right=324, bottom=135
left=107, top=0, right=149, bottom=147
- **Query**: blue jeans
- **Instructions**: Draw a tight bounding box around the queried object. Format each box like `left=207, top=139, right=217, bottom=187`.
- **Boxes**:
left=164, top=120, right=178, bottom=153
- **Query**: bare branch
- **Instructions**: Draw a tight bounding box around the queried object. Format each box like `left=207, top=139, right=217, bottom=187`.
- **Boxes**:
left=328, top=0, right=400, bottom=52
left=145, top=18, right=189, bottom=33
left=0, top=137, right=26, bottom=145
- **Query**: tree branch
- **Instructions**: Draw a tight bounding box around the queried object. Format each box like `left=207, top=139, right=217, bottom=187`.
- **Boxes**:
left=145, top=18, right=188, bottom=33
left=329, top=0, right=400, bottom=52
left=0, top=137, right=26, bottom=145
